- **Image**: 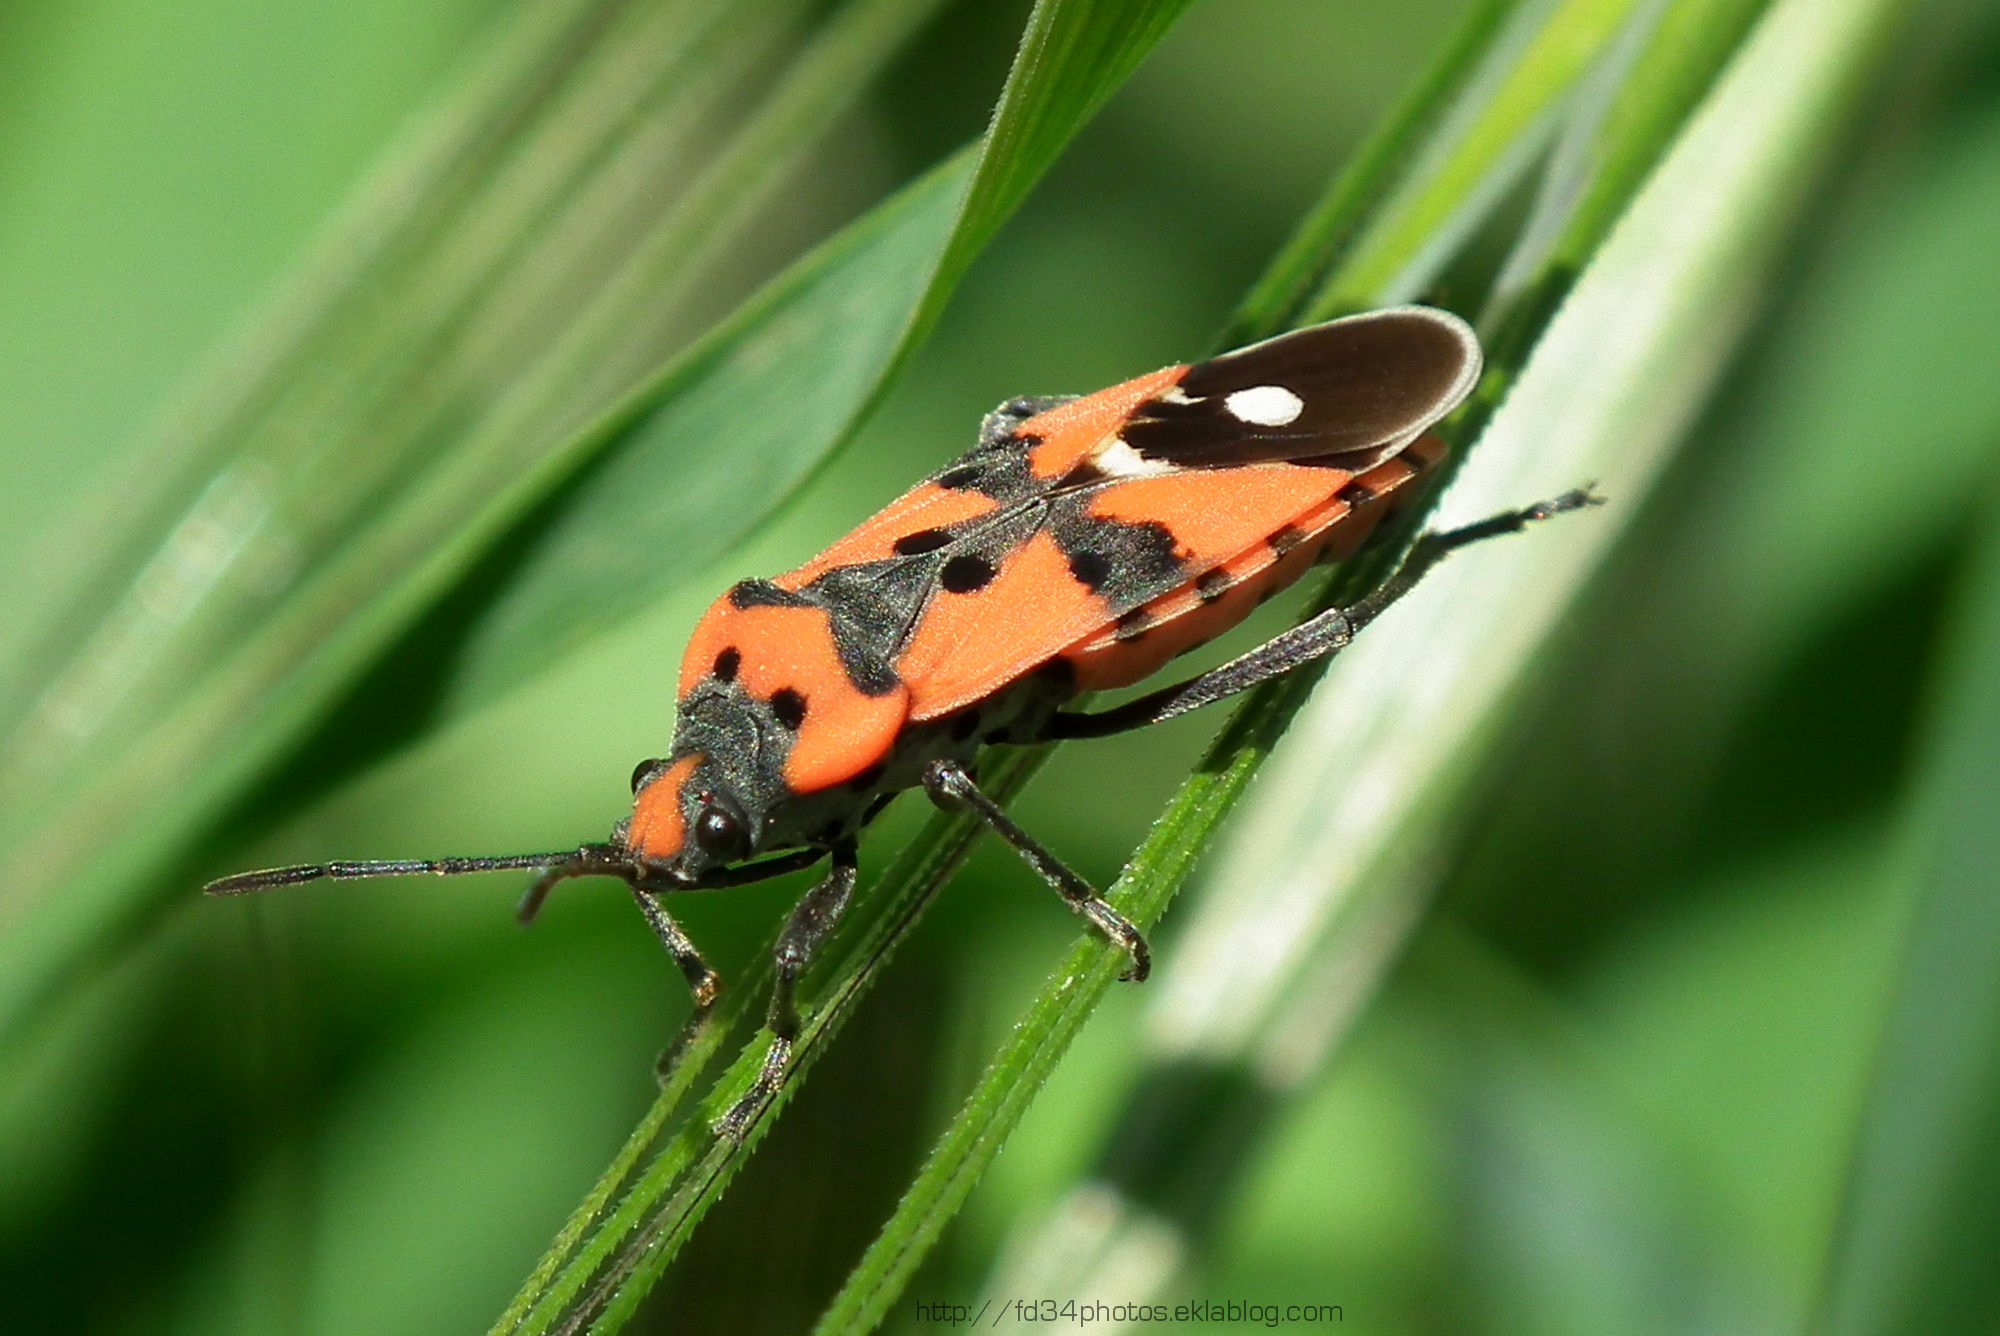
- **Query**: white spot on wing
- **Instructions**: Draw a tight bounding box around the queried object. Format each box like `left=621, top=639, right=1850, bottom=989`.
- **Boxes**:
left=1224, top=384, right=1305, bottom=427
left=1091, top=436, right=1176, bottom=479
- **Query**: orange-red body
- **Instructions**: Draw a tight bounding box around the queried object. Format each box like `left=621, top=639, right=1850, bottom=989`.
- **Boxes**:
left=627, top=308, right=1478, bottom=879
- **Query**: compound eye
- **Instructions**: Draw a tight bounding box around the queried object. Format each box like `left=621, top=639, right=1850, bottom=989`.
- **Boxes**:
left=692, top=803, right=749, bottom=862
left=630, top=757, right=670, bottom=794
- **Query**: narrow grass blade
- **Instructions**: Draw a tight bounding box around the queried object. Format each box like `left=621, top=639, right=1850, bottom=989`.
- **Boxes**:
left=398, top=0, right=965, bottom=719
left=492, top=753, right=1044, bottom=1335
left=1475, top=0, right=1774, bottom=374
left=909, top=0, right=1203, bottom=348
left=1308, top=0, right=1642, bottom=318
left=1218, top=0, right=1520, bottom=349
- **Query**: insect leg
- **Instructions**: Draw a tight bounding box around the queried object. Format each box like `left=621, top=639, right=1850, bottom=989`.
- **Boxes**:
left=1044, top=488, right=1601, bottom=740
left=629, top=886, right=723, bottom=1009
left=715, top=846, right=861, bottom=1141
left=627, top=852, right=829, bottom=1092
left=921, top=759, right=1150, bottom=983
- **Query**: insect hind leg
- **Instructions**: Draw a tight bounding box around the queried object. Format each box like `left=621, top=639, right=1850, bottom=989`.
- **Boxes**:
left=1042, top=487, right=1602, bottom=740
left=921, top=759, right=1150, bottom=982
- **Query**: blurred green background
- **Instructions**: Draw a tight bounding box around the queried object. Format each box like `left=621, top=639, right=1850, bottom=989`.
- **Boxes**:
left=3, top=0, right=2000, bottom=1332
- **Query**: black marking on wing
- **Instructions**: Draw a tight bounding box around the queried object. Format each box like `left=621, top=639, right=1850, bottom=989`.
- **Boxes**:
left=931, top=435, right=1040, bottom=504
left=1047, top=494, right=1185, bottom=606
left=797, top=500, right=1047, bottom=696
left=1268, top=524, right=1308, bottom=555
left=939, top=554, right=998, bottom=593
left=794, top=558, right=933, bottom=698
left=892, top=527, right=955, bottom=555
left=1120, top=307, right=1478, bottom=469
left=729, top=578, right=813, bottom=611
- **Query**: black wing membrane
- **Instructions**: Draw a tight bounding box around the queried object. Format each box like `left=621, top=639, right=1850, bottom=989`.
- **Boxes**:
left=1120, top=306, right=1482, bottom=470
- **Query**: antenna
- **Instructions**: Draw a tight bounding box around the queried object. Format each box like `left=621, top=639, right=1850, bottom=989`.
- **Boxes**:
left=202, top=851, right=602, bottom=897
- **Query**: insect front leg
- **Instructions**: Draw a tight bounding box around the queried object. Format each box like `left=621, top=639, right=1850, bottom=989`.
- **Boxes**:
left=714, top=845, right=861, bottom=1141
left=1043, top=488, right=1602, bottom=740
left=628, top=882, right=724, bottom=1009
left=921, top=759, right=1150, bottom=982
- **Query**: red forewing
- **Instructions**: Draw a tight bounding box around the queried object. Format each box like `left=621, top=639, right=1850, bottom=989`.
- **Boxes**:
left=894, top=459, right=1361, bottom=719
left=749, top=306, right=1481, bottom=730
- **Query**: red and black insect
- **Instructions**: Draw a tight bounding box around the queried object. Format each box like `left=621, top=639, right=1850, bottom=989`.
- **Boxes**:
left=208, top=306, right=1591, bottom=1130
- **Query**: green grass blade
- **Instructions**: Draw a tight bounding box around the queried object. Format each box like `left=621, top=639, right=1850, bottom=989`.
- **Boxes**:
left=333, top=143, right=977, bottom=752
left=1308, top=0, right=1642, bottom=319
left=1818, top=505, right=2000, bottom=1331
left=394, top=0, right=965, bottom=719
left=0, top=0, right=622, bottom=716
left=1218, top=0, right=1520, bottom=348
left=909, top=0, right=1202, bottom=347
left=491, top=752, right=1043, bottom=1334
left=1476, top=0, right=1773, bottom=373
